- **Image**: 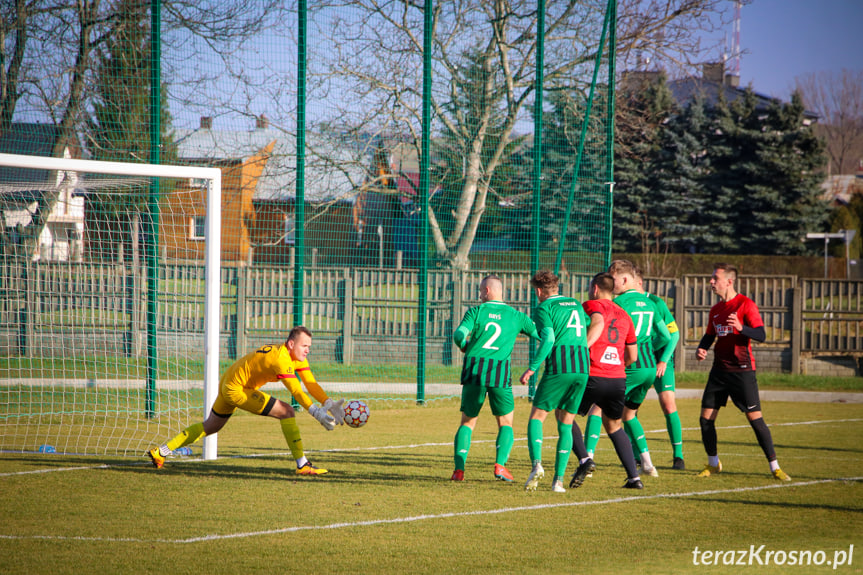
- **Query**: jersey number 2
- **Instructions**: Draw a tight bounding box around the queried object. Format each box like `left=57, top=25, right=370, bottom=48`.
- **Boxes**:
left=482, top=322, right=502, bottom=350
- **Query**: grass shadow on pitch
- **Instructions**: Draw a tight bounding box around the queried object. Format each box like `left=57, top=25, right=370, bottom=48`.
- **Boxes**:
left=690, top=494, right=863, bottom=515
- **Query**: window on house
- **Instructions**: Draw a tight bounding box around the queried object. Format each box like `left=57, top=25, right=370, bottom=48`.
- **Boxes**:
left=284, top=214, right=295, bottom=245
left=190, top=216, right=206, bottom=240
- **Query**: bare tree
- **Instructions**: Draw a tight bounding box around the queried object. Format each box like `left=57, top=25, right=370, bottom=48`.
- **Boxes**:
left=796, top=69, right=863, bottom=175
left=0, top=0, right=288, bottom=256
left=311, top=0, right=726, bottom=269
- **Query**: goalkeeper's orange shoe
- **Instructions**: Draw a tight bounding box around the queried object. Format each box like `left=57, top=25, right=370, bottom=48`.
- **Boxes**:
left=147, top=447, right=165, bottom=469
left=296, top=461, right=328, bottom=476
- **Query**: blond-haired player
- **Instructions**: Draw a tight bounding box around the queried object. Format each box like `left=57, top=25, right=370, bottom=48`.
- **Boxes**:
left=147, top=326, right=344, bottom=475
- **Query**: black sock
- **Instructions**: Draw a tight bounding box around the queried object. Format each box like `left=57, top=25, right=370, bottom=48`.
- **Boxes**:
left=700, top=417, right=718, bottom=457
left=610, top=428, right=639, bottom=479
left=749, top=417, right=777, bottom=461
left=571, top=421, right=588, bottom=461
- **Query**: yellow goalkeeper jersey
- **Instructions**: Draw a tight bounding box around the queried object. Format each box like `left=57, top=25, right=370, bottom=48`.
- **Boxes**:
left=219, top=344, right=327, bottom=409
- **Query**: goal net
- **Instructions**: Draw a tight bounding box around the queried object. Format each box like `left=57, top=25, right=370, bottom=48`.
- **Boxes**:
left=0, top=153, right=222, bottom=459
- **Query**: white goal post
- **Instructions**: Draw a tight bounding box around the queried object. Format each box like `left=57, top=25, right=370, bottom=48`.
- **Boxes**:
left=0, top=152, right=222, bottom=460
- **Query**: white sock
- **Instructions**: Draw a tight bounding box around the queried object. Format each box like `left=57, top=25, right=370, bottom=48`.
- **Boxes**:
left=640, top=452, right=653, bottom=469
left=769, top=460, right=780, bottom=472
left=296, top=456, right=309, bottom=468
left=586, top=451, right=594, bottom=460
left=708, top=455, right=720, bottom=467
left=579, top=457, right=590, bottom=465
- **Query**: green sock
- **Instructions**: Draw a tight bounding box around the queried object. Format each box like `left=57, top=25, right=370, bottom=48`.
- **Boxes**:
left=527, top=418, right=544, bottom=465
left=280, top=417, right=304, bottom=460
left=555, top=421, right=573, bottom=479
left=584, top=414, right=602, bottom=456
left=666, top=410, right=683, bottom=459
left=454, top=425, right=472, bottom=471
left=623, top=417, right=650, bottom=454
left=166, top=422, right=205, bottom=451
left=495, top=425, right=514, bottom=466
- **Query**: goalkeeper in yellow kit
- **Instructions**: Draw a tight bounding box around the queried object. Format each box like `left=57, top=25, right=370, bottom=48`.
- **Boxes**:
left=147, top=326, right=345, bottom=475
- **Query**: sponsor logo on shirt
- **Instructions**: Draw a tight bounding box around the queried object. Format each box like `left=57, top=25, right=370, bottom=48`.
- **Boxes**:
left=715, top=324, right=733, bottom=337
left=489, top=313, right=501, bottom=319
left=600, top=346, right=621, bottom=365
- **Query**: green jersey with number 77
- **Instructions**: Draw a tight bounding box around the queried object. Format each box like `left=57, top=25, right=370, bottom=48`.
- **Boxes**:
left=613, top=289, right=671, bottom=370
left=454, top=301, right=538, bottom=388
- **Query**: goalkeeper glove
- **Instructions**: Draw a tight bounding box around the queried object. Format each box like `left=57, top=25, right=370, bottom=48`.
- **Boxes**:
left=308, top=404, right=336, bottom=431
left=324, top=398, right=346, bottom=426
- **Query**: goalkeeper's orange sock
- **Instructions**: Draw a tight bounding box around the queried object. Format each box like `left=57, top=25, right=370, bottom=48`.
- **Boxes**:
left=281, top=417, right=305, bottom=461
left=162, top=422, right=206, bottom=456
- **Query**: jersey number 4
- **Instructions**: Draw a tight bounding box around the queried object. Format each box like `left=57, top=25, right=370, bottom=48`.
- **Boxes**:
left=566, top=310, right=584, bottom=336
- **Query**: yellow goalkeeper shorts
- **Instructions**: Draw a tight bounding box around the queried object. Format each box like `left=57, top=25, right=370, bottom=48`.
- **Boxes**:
left=211, top=383, right=275, bottom=417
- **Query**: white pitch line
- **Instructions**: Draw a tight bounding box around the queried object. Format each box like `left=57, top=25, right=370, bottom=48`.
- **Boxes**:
left=0, top=465, right=110, bottom=477
left=1, top=417, right=861, bottom=478
left=644, top=417, right=863, bottom=435
left=0, top=476, right=860, bottom=544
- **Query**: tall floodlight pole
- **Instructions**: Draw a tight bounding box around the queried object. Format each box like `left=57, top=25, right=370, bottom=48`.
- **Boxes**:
left=416, top=0, right=433, bottom=404
left=528, top=0, right=546, bottom=400
left=146, top=0, right=162, bottom=419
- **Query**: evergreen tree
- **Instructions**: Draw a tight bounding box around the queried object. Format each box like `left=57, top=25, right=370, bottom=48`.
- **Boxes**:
left=706, top=90, right=827, bottom=254
left=86, top=0, right=177, bottom=260
left=537, top=89, right=613, bottom=257
left=612, top=73, right=678, bottom=253
left=650, top=96, right=714, bottom=253
left=87, top=0, right=176, bottom=165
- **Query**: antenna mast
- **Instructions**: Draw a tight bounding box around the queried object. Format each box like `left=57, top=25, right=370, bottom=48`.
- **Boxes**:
left=730, top=0, right=741, bottom=77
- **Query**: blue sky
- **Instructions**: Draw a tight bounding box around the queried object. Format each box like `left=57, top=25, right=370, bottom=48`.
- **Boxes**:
left=736, top=0, right=863, bottom=100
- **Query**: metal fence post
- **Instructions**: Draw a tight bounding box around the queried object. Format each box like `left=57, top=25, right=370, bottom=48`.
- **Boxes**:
left=791, top=283, right=802, bottom=374
left=450, top=269, right=462, bottom=366
left=675, top=275, right=686, bottom=372
left=340, top=272, right=354, bottom=365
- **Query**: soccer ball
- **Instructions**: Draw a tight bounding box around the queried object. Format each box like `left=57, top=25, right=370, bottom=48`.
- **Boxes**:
left=343, top=399, right=370, bottom=428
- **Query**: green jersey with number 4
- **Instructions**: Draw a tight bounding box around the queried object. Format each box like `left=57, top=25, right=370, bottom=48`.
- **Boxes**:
left=529, top=295, right=590, bottom=374
left=613, top=289, right=671, bottom=370
left=454, top=301, right=538, bottom=388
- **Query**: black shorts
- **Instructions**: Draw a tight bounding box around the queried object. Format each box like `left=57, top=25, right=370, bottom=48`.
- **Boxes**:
left=578, top=376, right=626, bottom=420
left=701, top=368, right=761, bottom=413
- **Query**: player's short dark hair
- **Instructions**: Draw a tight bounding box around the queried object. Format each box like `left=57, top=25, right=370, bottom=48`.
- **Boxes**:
left=530, top=270, right=559, bottom=292
left=287, top=326, right=313, bottom=342
left=590, top=272, right=615, bottom=293
left=608, top=259, right=637, bottom=277
left=714, top=263, right=738, bottom=281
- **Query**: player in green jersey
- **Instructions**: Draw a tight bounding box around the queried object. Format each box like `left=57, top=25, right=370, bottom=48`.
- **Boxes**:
left=635, top=268, right=685, bottom=470
left=518, top=270, right=590, bottom=493
left=451, top=275, right=539, bottom=482
left=605, top=260, right=671, bottom=477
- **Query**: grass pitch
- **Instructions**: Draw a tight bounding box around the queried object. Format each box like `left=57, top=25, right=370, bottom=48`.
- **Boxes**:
left=1, top=397, right=861, bottom=574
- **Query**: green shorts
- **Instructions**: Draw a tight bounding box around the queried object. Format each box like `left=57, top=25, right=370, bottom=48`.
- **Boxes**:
left=653, top=362, right=676, bottom=394
left=624, top=367, right=655, bottom=409
left=532, top=372, right=589, bottom=414
left=460, top=384, right=514, bottom=418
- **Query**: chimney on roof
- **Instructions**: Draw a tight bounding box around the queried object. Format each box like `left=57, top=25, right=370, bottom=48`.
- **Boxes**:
left=725, top=74, right=740, bottom=88
left=702, top=63, right=724, bottom=84
left=200, top=116, right=213, bottom=129
left=256, top=114, right=269, bottom=130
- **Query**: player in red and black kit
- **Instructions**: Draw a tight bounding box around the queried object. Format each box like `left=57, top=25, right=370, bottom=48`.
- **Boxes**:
left=568, top=272, right=644, bottom=489
left=696, top=263, right=791, bottom=481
